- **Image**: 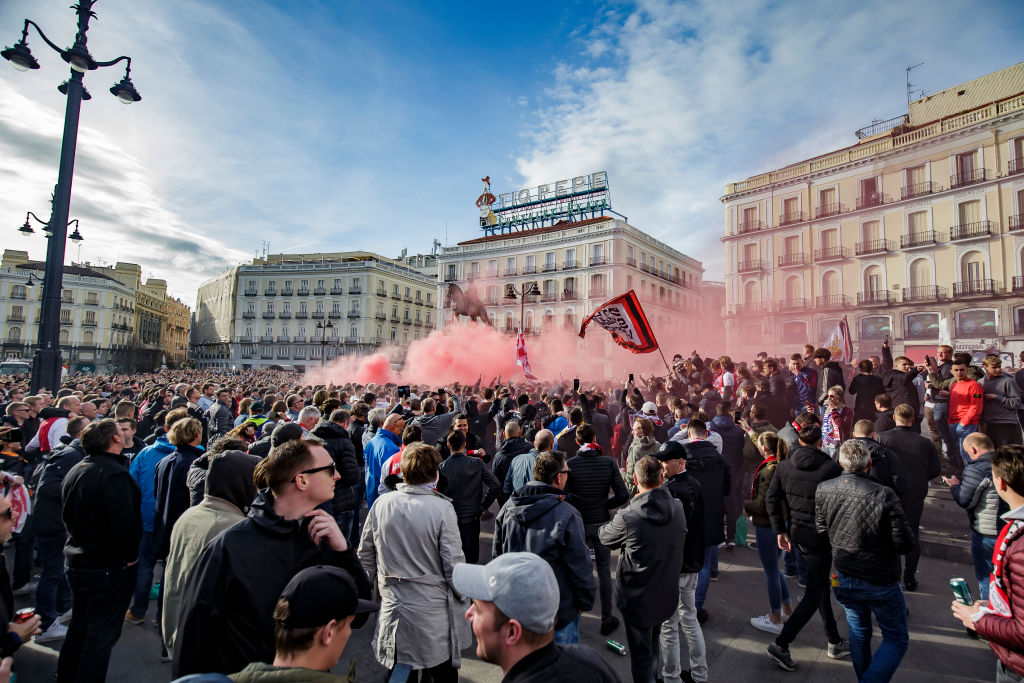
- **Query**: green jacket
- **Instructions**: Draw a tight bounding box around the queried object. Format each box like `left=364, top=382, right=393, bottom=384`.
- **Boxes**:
left=743, top=458, right=778, bottom=527
left=229, top=661, right=354, bottom=682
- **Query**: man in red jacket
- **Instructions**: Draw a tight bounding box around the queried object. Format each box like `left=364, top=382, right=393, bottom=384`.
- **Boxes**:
left=953, top=444, right=1024, bottom=682
left=949, top=361, right=985, bottom=468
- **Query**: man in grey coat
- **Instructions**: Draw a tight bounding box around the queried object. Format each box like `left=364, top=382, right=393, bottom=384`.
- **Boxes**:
left=204, top=389, right=234, bottom=445
left=600, top=455, right=687, bottom=683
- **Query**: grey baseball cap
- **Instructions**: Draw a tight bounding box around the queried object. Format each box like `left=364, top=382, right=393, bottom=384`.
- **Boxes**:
left=453, top=552, right=558, bottom=635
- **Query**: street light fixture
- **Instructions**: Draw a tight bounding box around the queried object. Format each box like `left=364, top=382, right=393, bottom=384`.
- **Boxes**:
left=316, top=320, right=334, bottom=367
left=505, top=281, right=541, bottom=335
left=3, top=0, right=139, bottom=394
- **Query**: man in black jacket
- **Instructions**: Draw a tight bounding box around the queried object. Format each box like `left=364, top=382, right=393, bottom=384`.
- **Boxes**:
left=438, top=429, right=501, bottom=564
left=816, top=439, right=914, bottom=682
left=311, top=408, right=361, bottom=541
left=491, top=421, right=533, bottom=504
left=565, top=424, right=628, bottom=636
left=850, top=420, right=907, bottom=498
left=880, top=341, right=921, bottom=432
left=764, top=422, right=846, bottom=671
left=681, top=419, right=729, bottom=622
left=172, top=439, right=371, bottom=676
left=812, top=348, right=846, bottom=406
left=600, top=455, right=686, bottom=683
left=877, top=404, right=941, bottom=591
left=656, top=441, right=708, bottom=683
left=58, top=418, right=143, bottom=683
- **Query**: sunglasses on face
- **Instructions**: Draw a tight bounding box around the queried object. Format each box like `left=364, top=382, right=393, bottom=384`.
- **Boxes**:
left=0, top=508, right=13, bottom=520
left=293, top=463, right=336, bottom=482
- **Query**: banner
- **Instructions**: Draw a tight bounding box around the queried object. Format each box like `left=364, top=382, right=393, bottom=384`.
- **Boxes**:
left=822, top=317, right=853, bottom=362
left=938, top=317, right=952, bottom=347
left=578, top=290, right=659, bottom=354
left=515, top=332, right=538, bottom=381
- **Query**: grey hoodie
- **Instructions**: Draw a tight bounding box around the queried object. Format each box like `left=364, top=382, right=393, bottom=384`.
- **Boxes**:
left=981, top=373, right=1022, bottom=424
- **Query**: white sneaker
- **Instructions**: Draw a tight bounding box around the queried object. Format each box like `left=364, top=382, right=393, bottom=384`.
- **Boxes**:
left=35, top=620, right=68, bottom=643
left=58, top=609, right=73, bottom=624
left=750, top=614, right=784, bottom=635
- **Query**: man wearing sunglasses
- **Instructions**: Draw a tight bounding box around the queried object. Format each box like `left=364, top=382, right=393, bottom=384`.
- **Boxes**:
left=173, top=439, right=372, bottom=677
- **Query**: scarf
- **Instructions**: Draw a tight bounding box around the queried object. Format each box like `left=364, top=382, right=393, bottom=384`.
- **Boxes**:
left=986, top=519, right=1024, bottom=618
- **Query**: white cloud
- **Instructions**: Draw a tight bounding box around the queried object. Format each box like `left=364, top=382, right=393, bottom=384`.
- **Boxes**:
left=514, top=0, right=1024, bottom=279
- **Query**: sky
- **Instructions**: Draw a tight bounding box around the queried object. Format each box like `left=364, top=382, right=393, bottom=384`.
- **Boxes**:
left=1, top=0, right=1022, bottom=306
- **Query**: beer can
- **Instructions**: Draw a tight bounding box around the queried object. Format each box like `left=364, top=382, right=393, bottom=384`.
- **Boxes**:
left=950, top=577, right=974, bottom=605
left=606, top=639, right=628, bottom=656
left=830, top=571, right=839, bottom=588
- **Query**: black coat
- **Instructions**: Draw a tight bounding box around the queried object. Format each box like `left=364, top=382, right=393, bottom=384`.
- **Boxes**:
left=172, top=489, right=371, bottom=676
left=61, top=450, right=142, bottom=569
left=877, top=425, right=941, bottom=515
left=503, top=642, right=620, bottom=683
left=875, top=409, right=896, bottom=435
left=154, top=443, right=204, bottom=560
left=311, top=420, right=360, bottom=513
left=849, top=374, right=885, bottom=423
left=33, top=438, right=87, bottom=535
left=815, top=471, right=914, bottom=584
left=491, top=436, right=533, bottom=502
left=349, top=419, right=367, bottom=467
left=600, top=486, right=687, bottom=627
left=437, top=451, right=501, bottom=522
left=565, top=444, right=628, bottom=526
left=881, top=345, right=921, bottom=415
left=682, top=439, right=730, bottom=546
left=664, top=471, right=705, bottom=573
left=850, top=437, right=907, bottom=499
left=765, top=445, right=841, bottom=549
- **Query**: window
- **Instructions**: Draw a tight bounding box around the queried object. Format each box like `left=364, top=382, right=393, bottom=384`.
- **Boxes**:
left=821, top=229, right=838, bottom=250
left=506, top=257, right=515, bottom=274
left=626, top=275, right=633, bottom=289
left=7, top=327, right=19, bottom=342
left=564, top=277, right=575, bottom=294
left=784, top=236, right=800, bottom=256
left=817, top=319, right=840, bottom=340
left=315, top=301, right=324, bottom=313
left=909, top=259, right=932, bottom=289
left=908, top=211, right=927, bottom=235
left=781, top=322, right=806, bottom=343
left=817, top=188, right=836, bottom=213
left=958, top=200, right=981, bottom=226
left=350, top=324, right=358, bottom=337
left=525, top=255, right=535, bottom=273
left=905, top=313, right=940, bottom=339
left=565, top=248, right=576, bottom=267
left=446, top=264, right=456, bottom=281
left=859, top=316, right=891, bottom=340
left=743, top=281, right=760, bottom=303
left=59, top=329, right=69, bottom=344
left=11, top=285, right=25, bottom=299
left=784, top=276, right=801, bottom=301
left=782, top=197, right=799, bottom=217
left=956, top=309, right=996, bottom=337
left=742, top=244, right=758, bottom=262
left=742, top=206, right=757, bottom=229
left=906, top=165, right=926, bottom=187
left=862, top=220, right=880, bottom=243
left=955, top=151, right=977, bottom=184
left=592, top=244, right=604, bottom=264
left=332, top=301, right=341, bottom=314
left=283, top=302, right=291, bottom=314
left=299, top=302, right=307, bottom=314
left=488, top=260, right=497, bottom=277
left=83, top=330, right=94, bottom=345
left=469, top=262, right=480, bottom=278
left=545, top=252, right=555, bottom=270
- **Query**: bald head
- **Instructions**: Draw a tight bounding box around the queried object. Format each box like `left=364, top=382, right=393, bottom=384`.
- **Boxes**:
left=504, top=420, right=521, bottom=438
left=534, top=429, right=554, bottom=452
left=852, top=419, right=875, bottom=438
left=383, top=413, right=406, bottom=436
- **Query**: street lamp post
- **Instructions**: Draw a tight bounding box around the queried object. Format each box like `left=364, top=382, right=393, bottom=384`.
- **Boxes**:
left=316, top=320, right=333, bottom=367
left=505, top=281, right=540, bottom=334
left=3, top=1, right=140, bottom=394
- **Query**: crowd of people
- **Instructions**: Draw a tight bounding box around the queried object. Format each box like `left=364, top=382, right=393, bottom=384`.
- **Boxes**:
left=0, top=343, right=1020, bottom=682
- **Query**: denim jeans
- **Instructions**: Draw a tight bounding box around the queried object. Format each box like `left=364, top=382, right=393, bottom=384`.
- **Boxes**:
left=954, top=423, right=979, bottom=463
left=776, top=544, right=840, bottom=649
left=129, top=531, right=157, bottom=618
left=36, top=530, right=72, bottom=629
left=348, top=475, right=365, bottom=549
left=971, top=530, right=997, bottom=601
left=624, top=618, right=660, bottom=683
left=832, top=572, right=909, bottom=683
left=658, top=573, right=708, bottom=683
left=58, top=563, right=137, bottom=683
left=554, top=613, right=580, bottom=644
left=754, top=525, right=791, bottom=614
left=933, top=403, right=961, bottom=473
left=585, top=523, right=615, bottom=621
left=695, top=545, right=719, bottom=611
left=334, top=509, right=355, bottom=544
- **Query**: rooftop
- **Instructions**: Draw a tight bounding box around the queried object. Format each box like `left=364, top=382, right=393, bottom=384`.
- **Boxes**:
left=455, top=216, right=610, bottom=246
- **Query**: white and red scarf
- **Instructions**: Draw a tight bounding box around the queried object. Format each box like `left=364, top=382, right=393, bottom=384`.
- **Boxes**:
left=986, top=519, right=1024, bottom=617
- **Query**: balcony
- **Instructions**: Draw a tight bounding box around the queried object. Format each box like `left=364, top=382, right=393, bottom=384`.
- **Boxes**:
left=1014, top=276, right=1024, bottom=292
left=901, top=181, right=936, bottom=200
left=297, top=288, right=310, bottom=296
left=443, top=273, right=457, bottom=282
left=950, top=220, right=994, bottom=242
left=243, top=289, right=258, bottom=297
left=902, top=285, right=945, bottom=302
left=503, top=267, right=517, bottom=276
left=348, top=310, right=360, bottom=318
left=295, top=312, right=308, bottom=319
left=590, top=288, right=607, bottom=299
left=376, top=288, right=387, bottom=297
left=375, top=312, right=386, bottom=320
left=391, top=292, right=402, bottom=300
left=312, top=312, right=324, bottom=319
left=562, top=290, right=578, bottom=301
left=277, top=336, right=290, bottom=342
left=390, top=315, right=400, bottom=323
left=239, top=336, right=255, bottom=343
left=82, top=319, right=98, bottom=327
left=84, top=299, right=99, bottom=306
left=6, top=315, right=24, bottom=323
left=295, top=336, right=307, bottom=343
left=242, top=312, right=256, bottom=319
left=263, top=288, right=277, bottom=296
left=1010, top=215, right=1024, bottom=233
left=281, top=289, right=293, bottom=297
left=314, top=287, right=326, bottom=296
left=542, top=263, right=557, bottom=273
left=815, top=294, right=851, bottom=310
left=856, top=239, right=894, bottom=256
left=260, top=335, right=274, bottom=343
left=402, top=318, right=412, bottom=325
left=10, top=291, right=25, bottom=300
left=328, top=311, right=341, bottom=319
left=777, top=253, right=806, bottom=268
left=815, top=203, right=845, bottom=219
left=738, top=219, right=763, bottom=234
left=562, top=261, right=578, bottom=271
left=856, top=193, right=889, bottom=210
left=370, top=337, right=384, bottom=345
left=778, top=298, right=807, bottom=311
left=262, top=312, right=276, bottom=319
left=241, top=350, right=254, bottom=359
left=857, top=290, right=891, bottom=305
left=590, top=256, right=607, bottom=266
left=953, top=280, right=1001, bottom=297
left=731, top=301, right=770, bottom=315
left=1010, top=158, right=1024, bottom=176
left=779, top=210, right=806, bottom=226
left=951, top=168, right=987, bottom=189
left=814, top=246, right=850, bottom=262
left=279, top=312, right=291, bottom=319
left=523, top=265, right=537, bottom=275
left=414, top=320, right=423, bottom=327
left=349, top=287, right=363, bottom=295
left=327, top=287, right=343, bottom=295
left=540, top=293, right=558, bottom=303
left=900, top=231, right=942, bottom=249
left=737, top=259, right=764, bottom=273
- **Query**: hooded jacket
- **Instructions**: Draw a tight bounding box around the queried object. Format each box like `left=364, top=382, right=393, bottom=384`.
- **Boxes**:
left=311, top=420, right=361, bottom=514
left=709, top=414, right=745, bottom=472
left=493, top=481, right=595, bottom=629
left=566, top=443, right=629, bottom=525
left=765, top=445, right=841, bottom=549
left=599, top=486, right=686, bottom=627
left=363, top=429, right=401, bottom=508
left=154, top=443, right=205, bottom=559
left=172, top=489, right=371, bottom=676
left=682, top=439, right=730, bottom=546
left=129, top=435, right=176, bottom=533
left=663, top=470, right=705, bottom=573
left=491, top=436, right=532, bottom=502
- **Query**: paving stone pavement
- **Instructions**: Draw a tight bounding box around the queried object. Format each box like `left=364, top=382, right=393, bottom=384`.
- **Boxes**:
left=7, top=521, right=998, bottom=682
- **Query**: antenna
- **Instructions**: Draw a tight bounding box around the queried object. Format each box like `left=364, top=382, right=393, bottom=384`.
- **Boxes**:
left=260, top=240, right=270, bottom=260
left=906, top=62, right=924, bottom=107
left=432, top=238, right=441, bottom=255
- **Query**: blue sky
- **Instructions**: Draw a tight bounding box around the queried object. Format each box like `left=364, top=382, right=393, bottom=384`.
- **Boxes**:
left=1, top=0, right=1022, bottom=304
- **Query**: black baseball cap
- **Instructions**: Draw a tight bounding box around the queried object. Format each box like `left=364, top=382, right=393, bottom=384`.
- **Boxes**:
left=655, top=440, right=687, bottom=462
left=277, top=565, right=378, bottom=629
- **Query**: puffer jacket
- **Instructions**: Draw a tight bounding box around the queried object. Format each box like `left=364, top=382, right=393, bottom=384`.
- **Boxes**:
left=815, top=471, right=914, bottom=584
left=766, top=445, right=841, bottom=549
left=565, top=443, right=628, bottom=525
left=951, top=452, right=1007, bottom=537
left=491, top=436, right=533, bottom=502
left=311, top=420, right=361, bottom=514
left=624, top=436, right=661, bottom=496
left=975, top=507, right=1024, bottom=675
left=682, top=439, right=730, bottom=546
left=493, top=481, right=595, bottom=629
left=850, top=437, right=907, bottom=499
left=437, top=451, right=501, bottom=522
left=744, top=457, right=777, bottom=527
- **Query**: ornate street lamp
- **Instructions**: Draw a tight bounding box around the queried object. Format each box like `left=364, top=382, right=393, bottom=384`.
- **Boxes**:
left=505, top=281, right=541, bottom=335
left=3, top=1, right=140, bottom=393
left=316, top=320, right=334, bottom=367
